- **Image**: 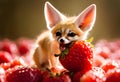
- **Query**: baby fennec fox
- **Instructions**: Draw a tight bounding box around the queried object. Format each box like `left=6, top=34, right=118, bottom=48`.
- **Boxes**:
left=33, top=2, right=96, bottom=70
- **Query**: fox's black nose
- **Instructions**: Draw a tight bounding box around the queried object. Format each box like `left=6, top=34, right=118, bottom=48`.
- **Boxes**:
left=60, top=39, right=64, bottom=43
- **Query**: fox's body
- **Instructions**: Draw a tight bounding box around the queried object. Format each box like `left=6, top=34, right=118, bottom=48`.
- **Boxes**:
left=33, top=2, right=96, bottom=69
left=33, top=31, right=58, bottom=68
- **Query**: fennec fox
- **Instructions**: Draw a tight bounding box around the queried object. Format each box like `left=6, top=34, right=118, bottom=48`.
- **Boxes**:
left=33, top=2, right=96, bottom=70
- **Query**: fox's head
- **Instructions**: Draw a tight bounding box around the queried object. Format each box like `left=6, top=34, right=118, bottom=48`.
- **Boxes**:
left=44, top=2, right=96, bottom=48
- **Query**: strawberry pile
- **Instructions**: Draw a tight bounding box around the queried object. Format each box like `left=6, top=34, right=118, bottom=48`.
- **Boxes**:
left=0, top=38, right=120, bottom=82
left=0, top=38, right=37, bottom=82
left=93, top=40, right=120, bottom=82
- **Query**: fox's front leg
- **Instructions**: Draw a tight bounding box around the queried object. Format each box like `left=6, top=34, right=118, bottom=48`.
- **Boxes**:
left=33, top=47, right=59, bottom=69
left=33, top=47, right=49, bottom=69
left=49, top=41, right=64, bottom=70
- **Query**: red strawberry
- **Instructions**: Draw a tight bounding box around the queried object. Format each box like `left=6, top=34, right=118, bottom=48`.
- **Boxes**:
left=42, top=67, right=71, bottom=82
left=0, top=58, right=25, bottom=70
left=2, top=39, right=18, bottom=55
left=101, top=60, right=119, bottom=72
left=80, top=67, right=105, bottom=82
left=105, top=68, right=120, bottom=82
left=0, top=51, right=13, bottom=64
left=5, top=66, right=42, bottom=82
left=18, top=43, right=29, bottom=55
left=17, top=38, right=35, bottom=55
left=93, top=55, right=106, bottom=67
left=42, top=73, right=71, bottom=82
left=0, top=63, right=11, bottom=70
left=72, top=71, right=85, bottom=82
left=59, top=40, right=93, bottom=73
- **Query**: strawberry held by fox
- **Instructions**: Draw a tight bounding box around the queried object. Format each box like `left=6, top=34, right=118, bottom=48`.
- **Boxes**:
left=33, top=1, right=96, bottom=69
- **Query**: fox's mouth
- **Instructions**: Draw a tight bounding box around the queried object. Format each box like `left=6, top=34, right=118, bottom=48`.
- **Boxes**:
left=59, top=42, right=72, bottom=52
left=60, top=43, right=66, bottom=51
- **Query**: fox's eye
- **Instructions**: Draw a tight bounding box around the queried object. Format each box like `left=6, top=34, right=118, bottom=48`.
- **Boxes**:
left=68, top=32, right=76, bottom=37
left=56, top=32, right=61, bottom=36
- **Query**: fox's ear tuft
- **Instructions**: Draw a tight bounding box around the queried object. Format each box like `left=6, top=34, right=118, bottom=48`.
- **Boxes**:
left=44, top=2, right=63, bottom=30
left=74, top=4, right=96, bottom=31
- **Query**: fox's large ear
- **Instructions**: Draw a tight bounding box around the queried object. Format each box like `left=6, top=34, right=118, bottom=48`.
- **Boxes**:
left=74, top=4, right=96, bottom=31
left=44, top=2, right=63, bottom=30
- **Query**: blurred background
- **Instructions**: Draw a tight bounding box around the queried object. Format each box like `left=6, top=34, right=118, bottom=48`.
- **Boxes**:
left=0, top=0, right=120, bottom=43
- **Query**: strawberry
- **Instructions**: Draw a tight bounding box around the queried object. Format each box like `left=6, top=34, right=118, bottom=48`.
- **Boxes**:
left=0, top=51, right=13, bottom=64
left=0, top=58, right=25, bottom=70
left=105, top=68, right=120, bottom=82
left=5, top=66, right=42, bottom=82
left=59, top=40, right=93, bottom=73
left=101, top=60, right=119, bottom=72
left=72, top=71, right=85, bottom=82
left=18, top=41, right=30, bottom=55
left=17, top=38, right=35, bottom=55
left=2, top=39, right=18, bottom=55
left=42, top=72, right=71, bottom=82
left=80, top=67, right=105, bottom=82
left=93, top=55, right=106, bottom=67
left=41, top=67, right=71, bottom=82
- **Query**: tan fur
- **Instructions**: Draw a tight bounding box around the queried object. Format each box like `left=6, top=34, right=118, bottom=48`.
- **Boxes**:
left=52, top=18, right=83, bottom=37
left=33, top=31, right=61, bottom=69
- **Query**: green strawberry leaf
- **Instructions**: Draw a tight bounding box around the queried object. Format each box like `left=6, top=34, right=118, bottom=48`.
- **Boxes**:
left=63, top=48, right=69, bottom=55
left=61, top=53, right=65, bottom=59
left=86, top=37, right=94, bottom=43
left=60, top=46, right=70, bottom=59
left=86, top=37, right=94, bottom=49
left=55, top=42, right=73, bottom=59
